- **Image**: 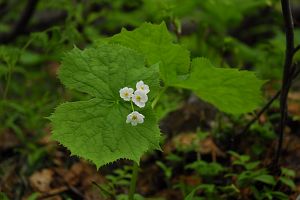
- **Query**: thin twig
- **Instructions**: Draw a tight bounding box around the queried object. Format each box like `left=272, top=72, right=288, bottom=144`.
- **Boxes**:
left=240, top=64, right=300, bottom=136
left=239, top=90, right=281, bottom=135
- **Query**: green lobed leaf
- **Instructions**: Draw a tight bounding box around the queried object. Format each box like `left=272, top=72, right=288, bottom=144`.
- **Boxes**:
left=104, top=23, right=264, bottom=114
left=185, top=184, right=216, bottom=200
left=279, top=177, right=296, bottom=189
left=50, top=44, right=161, bottom=168
left=266, top=191, right=289, bottom=200
left=254, top=174, right=276, bottom=185
left=172, top=57, right=265, bottom=114
left=107, top=22, right=190, bottom=85
left=0, top=192, right=9, bottom=200
left=0, top=45, right=21, bottom=66
left=281, top=167, right=296, bottom=177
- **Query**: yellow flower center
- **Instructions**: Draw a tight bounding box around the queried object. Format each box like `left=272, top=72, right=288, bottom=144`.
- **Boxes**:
left=136, top=96, right=141, bottom=101
left=124, top=92, right=128, bottom=96
left=132, top=115, right=137, bottom=120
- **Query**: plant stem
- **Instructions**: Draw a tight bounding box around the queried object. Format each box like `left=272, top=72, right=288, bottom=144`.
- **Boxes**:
left=127, top=87, right=167, bottom=200
left=3, top=63, right=13, bottom=99
left=128, top=161, right=139, bottom=200
left=151, top=86, right=167, bottom=109
left=3, top=32, right=33, bottom=99
left=130, top=100, right=135, bottom=112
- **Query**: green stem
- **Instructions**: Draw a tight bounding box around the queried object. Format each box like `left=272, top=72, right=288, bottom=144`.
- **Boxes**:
left=21, top=38, right=33, bottom=52
left=151, top=86, right=167, bottom=109
left=3, top=38, right=32, bottom=99
left=128, top=161, right=139, bottom=200
left=3, top=64, right=13, bottom=99
left=130, top=100, right=135, bottom=112
left=127, top=87, right=167, bottom=199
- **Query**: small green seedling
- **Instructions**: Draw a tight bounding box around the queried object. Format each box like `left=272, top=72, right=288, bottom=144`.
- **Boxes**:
left=156, top=160, right=173, bottom=180
left=94, top=166, right=133, bottom=198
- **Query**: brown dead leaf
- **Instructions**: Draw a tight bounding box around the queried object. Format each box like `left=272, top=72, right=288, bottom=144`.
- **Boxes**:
left=36, top=187, right=68, bottom=199
left=164, top=133, right=225, bottom=161
left=155, top=189, right=183, bottom=200
left=164, top=133, right=199, bottom=154
left=138, top=164, right=163, bottom=195
left=288, top=102, right=300, bottom=116
left=259, top=113, right=267, bottom=124
left=288, top=91, right=300, bottom=116
left=177, top=175, right=201, bottom=186
left=174, top=133, right=198, bottom=149
left=40, top=195, right=62, bottom=200
left=0, top=158, right=18, bottom=197
left=55, top=167, right=79, bottom=187
left=84, top=187, right=106, bottom=200
left=198, top=137, right=226, bottom=161
left=67, top=162, right=84, bottom=185
left=29, top=169, right=54, bottom=192
left=0, top=130, right=20, bottom=151
left=50, top=161, right=105, bottom=199
left=288, top=92, right=300, bottom=101
left=80, top=162, right=105, bottom=189
left=45, top=61, right=60, bottom=78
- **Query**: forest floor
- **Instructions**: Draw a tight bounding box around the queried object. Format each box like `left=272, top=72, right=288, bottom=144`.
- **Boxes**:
left=1, top=86, right=300, bottom=200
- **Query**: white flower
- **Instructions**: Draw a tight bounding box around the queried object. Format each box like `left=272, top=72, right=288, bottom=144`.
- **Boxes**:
left=119, top=87, right=134, bottom=101
left=126, top=111, right=145, bottom=126
left=132, top=90, right=148, bottom=108
left=136, top=81, right=150, bottom=94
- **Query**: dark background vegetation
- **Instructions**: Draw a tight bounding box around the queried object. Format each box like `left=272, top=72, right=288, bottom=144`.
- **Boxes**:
left=1, top=0, right=300, bottom=199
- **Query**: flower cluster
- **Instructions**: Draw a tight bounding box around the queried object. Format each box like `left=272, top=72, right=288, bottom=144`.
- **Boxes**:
left=119, top=81, right=149, bottom=126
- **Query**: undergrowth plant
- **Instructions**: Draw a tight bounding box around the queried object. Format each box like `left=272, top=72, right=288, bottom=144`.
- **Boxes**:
left=49, top=22, right=265, bottom=199
left=93, top=165, right=133, bottom=199
left=185, top=151, right=296, bottom=200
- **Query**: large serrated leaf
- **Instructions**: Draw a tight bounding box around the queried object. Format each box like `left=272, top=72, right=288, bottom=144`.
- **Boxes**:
left=172, top=57, right=265, bottom=114
left=105, top=23, right=264, bottom=114
left=50, top=44, right=161, bottom=168
left=107, top=22, right=190, bottom=85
